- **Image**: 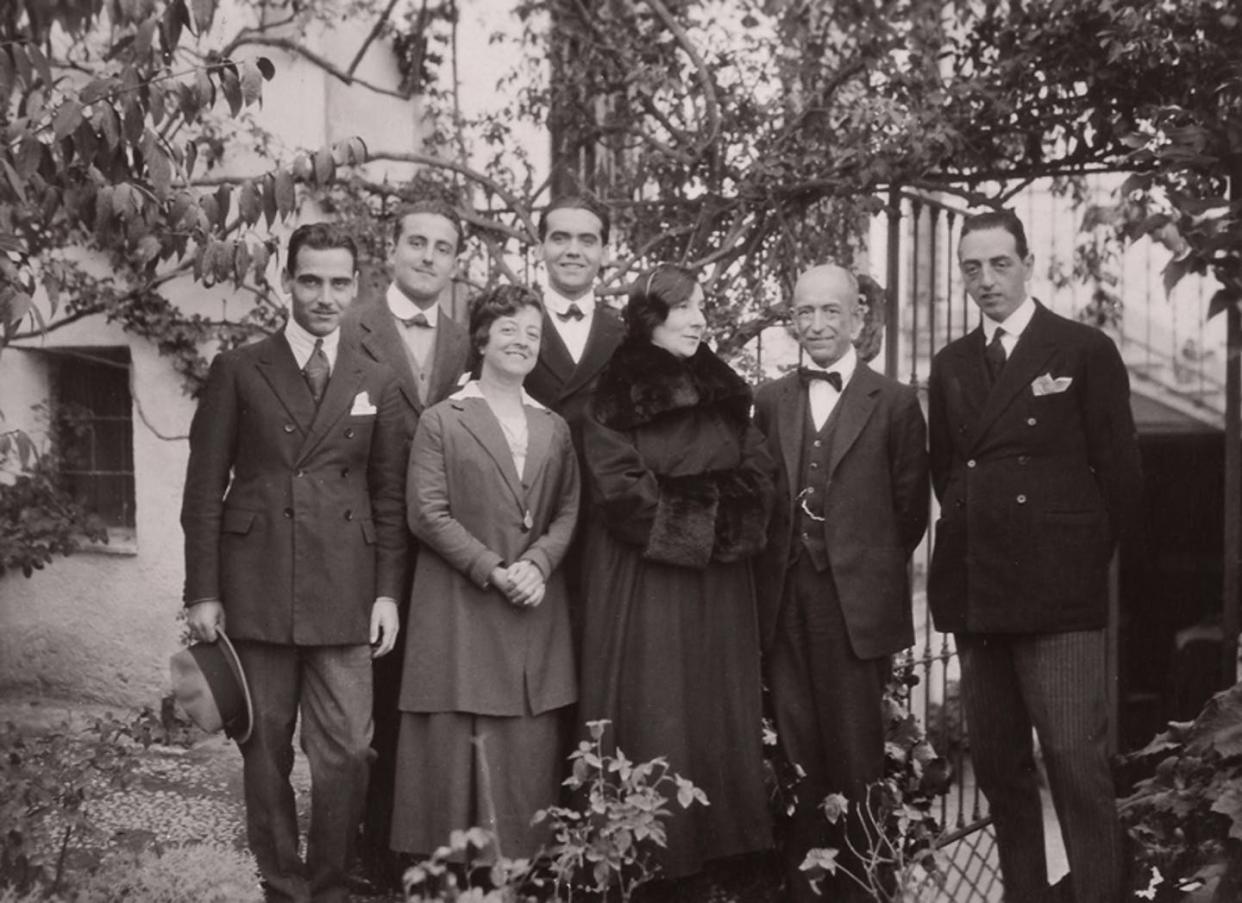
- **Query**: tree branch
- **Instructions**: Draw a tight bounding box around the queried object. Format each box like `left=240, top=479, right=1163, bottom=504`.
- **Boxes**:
left=346, top=0, right=403, bottom=77
left=220, top=35, right=410, bottom=100
left=642, top=0, right=720, bottom=152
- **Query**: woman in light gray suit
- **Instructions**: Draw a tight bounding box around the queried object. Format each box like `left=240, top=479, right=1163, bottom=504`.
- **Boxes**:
left=390, top=284, right=580, bottom=861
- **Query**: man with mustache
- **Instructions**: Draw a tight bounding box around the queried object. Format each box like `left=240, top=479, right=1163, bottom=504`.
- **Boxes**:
left=182, top=222, right=407, bottom=903
left=754, top=264, right=929, bottom=902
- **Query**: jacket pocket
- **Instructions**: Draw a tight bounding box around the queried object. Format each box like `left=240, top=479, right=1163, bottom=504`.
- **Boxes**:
left=360, top=518, right=376, bottom=545
left=221, top=510, right=257, bottom=534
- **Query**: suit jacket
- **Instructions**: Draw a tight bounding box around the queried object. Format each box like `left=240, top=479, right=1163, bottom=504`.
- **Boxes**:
left=927, top=302, right=1142, bottom=634
left=525, top=304, right=624, bottom=448
left=181, top=332, right=408, bottom=645
left=753, top=363, right=929, bottom=658
left=397, top=390, right=580, bottom=716
left=343, top=292, right=471, bottom=439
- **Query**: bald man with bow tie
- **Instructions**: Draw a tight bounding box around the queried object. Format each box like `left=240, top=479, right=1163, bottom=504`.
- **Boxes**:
left=753, top=264, right=929, bottom=903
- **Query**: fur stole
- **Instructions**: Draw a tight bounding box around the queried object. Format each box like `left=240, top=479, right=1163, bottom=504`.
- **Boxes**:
left=593, top=339, right=752, bottom=433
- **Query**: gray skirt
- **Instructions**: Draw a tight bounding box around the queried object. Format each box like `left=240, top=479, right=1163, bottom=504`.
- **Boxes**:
left=389, top=708, right=568, bottom=860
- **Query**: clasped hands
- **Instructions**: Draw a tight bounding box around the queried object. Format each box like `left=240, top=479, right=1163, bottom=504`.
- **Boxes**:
left=489, top=559, right=545, bottom=609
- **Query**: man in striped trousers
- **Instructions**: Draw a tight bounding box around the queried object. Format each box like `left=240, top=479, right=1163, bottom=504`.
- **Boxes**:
left=927, top=210, right=1142, bottom=903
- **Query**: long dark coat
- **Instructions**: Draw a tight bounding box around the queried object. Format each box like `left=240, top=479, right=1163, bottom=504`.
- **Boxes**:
left=577, top=339, right=776, bottom=879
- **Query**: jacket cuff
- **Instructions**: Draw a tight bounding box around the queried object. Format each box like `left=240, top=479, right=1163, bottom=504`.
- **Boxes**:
left=643, top=473, right=719, bottom=570
left=469, top=551, right=506, bottom=590
left=712, top=470, right=772, bottom=563
left=519, top=549, right=552, bottom=580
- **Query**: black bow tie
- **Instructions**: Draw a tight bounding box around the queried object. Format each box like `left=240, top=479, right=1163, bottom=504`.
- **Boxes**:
left=556, top=303, right=585, bottom=322
left=401, top=312, right=432, bottom=329
left=799, top=367, right=843, bottom=392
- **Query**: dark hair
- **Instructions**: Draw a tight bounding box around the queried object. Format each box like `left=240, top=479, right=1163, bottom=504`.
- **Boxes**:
left=959, top=209, right=1030, bottom=259
left=392, top=199, right=465, bottom=251
left=468, top=283, right=546, bottom=356
left=537, top=195, right=611, bottom=245
left=285, top=222, right=357, bottom=274
left=623, top=264, right=698, bottom=342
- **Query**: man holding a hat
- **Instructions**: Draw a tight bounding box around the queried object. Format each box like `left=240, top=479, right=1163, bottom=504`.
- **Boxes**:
left=180, top=222, right=408, bottom=903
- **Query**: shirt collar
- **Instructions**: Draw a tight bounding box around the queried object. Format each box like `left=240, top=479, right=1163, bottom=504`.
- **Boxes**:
left=983, top=297, right=1036, bottom=341
left=284, top=314, right=340, bottom=363
left=803, top=344, right=857, bottom=387
left=386, top=283, right=440, bottom=327
left=450, top=379, right=546, bottom=410
left=542, top=284, right=596, bottom=318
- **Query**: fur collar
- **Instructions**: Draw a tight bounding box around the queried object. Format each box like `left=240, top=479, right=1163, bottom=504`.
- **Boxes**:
left=593, top=338, right=752, bottom=431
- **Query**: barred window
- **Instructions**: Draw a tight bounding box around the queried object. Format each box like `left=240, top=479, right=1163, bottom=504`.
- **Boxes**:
left=52, top=347, right=135, bottom=533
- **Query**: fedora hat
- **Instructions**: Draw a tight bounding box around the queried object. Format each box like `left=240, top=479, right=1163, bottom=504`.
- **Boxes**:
left=169, top=629, right=254, bottom=744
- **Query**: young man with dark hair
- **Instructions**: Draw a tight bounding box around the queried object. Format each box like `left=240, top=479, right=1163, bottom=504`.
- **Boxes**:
left=928, top=209, right=1142, bottom=903
left=182, top=222, right=407, bottom=903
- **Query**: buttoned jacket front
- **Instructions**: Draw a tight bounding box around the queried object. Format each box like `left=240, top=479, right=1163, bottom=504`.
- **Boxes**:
left=181, top=332, right=408, bottom=645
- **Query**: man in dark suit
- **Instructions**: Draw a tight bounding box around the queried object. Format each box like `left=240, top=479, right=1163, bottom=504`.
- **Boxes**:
left=182, top=223, right=407, bottom=903
left=754, top=264, right=929, bottom=903
left=927, top=210, right=1142, bottom=903
left=341, top=199, right=470, bottom=878
left=524, top=195, right=624, bottom=446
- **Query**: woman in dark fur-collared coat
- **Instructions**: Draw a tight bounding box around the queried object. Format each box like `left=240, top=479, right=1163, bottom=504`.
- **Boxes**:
left=578, top=264, right=776, bottom=885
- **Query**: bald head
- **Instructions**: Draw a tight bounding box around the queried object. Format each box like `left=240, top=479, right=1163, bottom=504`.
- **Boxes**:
left=791, top=264, right=863, bottom=368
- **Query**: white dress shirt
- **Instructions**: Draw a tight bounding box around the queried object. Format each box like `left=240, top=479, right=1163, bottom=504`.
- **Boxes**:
left=804, top=345, right=857, bottom=431
left=387, top=284, right=439, bottom=369
left=542, top=285, right=596, bottom=364
left=284, top=316, right=340, bottom=372
left=982, top=296, right=1036, bottom=358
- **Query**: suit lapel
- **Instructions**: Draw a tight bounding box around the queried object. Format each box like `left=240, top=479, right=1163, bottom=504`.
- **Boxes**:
left=560, top=307, right=623, bottom=400
left=255, top=334, right=317, bottom=434
left=535, top=311, right=575, bottom=393
left=361, top=299, right=422, bottom=414
left=428, top=316, right=469, bottom=406
left=776, top=375, right=805, bottom=518
left=298, top=341, right=366, bottom=462
left=457, top=398, right=526, bottom=511
left=969, top=304, right=1058, bottom=450
left=827, top=365, right=881, bottom=477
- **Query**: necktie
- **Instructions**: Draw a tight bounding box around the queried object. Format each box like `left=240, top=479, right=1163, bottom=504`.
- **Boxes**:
left=303, top=339, right=329, bottom=404
left=401, top=312, right=432, bottom=329
left=985, top=328, right=1007, bottom=383
left=798, top=367, right=843, bottom=392
left=556, top=303, right=584, bottom=323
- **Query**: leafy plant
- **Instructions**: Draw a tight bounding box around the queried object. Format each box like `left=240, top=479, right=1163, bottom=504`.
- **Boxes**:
left=797, top=665, right=952, bottom=902
left=401, top=719, right=708, bottom=903
left=1120, top=681, right=1242, bottom=901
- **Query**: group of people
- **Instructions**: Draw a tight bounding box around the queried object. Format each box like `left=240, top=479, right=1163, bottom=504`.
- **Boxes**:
left=180, top=195, right=1141, bottom=903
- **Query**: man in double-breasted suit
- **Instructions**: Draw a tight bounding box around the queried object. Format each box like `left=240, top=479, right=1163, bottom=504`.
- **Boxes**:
left=928, top=210, right=1142, bottom=903
left=754, top=264, right=929, bottom=903
left=341, top=199, right=471, bottom=876
left=182, top=223, right=407, bottom=903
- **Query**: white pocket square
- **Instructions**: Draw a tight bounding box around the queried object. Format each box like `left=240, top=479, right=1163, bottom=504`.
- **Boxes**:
left=349, top=391, right=377, bottom=415
left=1031, top=373, right=1072, bottom=396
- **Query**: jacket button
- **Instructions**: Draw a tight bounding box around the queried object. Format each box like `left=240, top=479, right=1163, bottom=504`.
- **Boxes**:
left=283, top=423, right=295, bottom=433
left=809, top=462, right=819, bottom=470
left=1016, top=494, right=1027, bottom=504
left=1027, top=417, right=1037, bottom=426
left=812, top=440, right=822, bottom=448
left=344, top=510, right=353, bottom=521
left=296, top=469, right=306, bottom=477
left=954, top=499, right=964, bottom=509
left=282, top=508, right=293, bottom=519
left=341, top=467, right=350, bottom=478
left=966, top=459, right=977, bottom=468
left=1018, top=455, right=1029, bottom=465
left=344, top=427, right=356, bottom=439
